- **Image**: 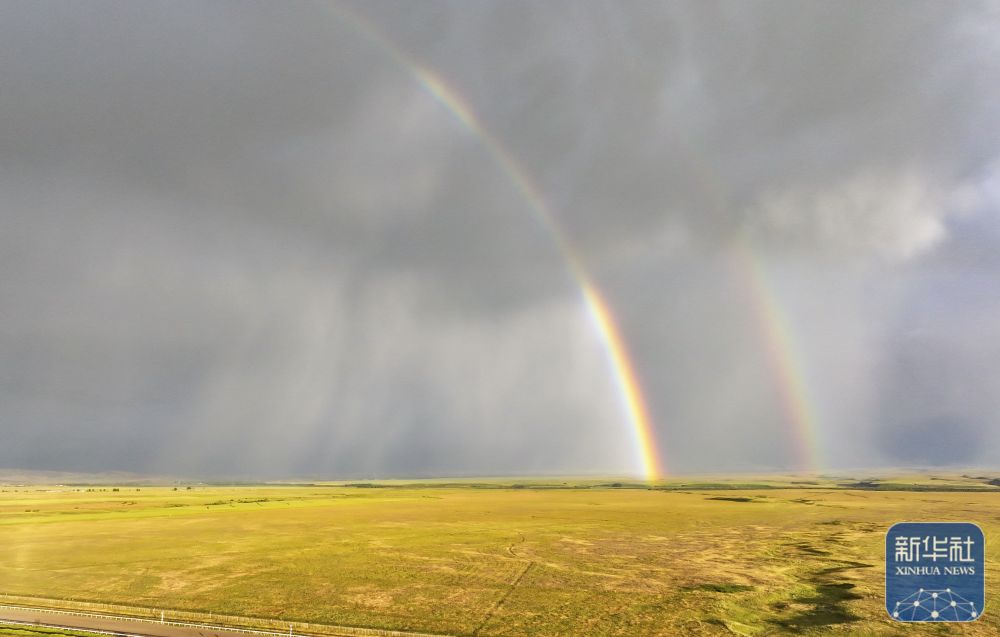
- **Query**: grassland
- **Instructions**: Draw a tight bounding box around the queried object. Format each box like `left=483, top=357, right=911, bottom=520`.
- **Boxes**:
left=1, top=474, right=998, bottom=636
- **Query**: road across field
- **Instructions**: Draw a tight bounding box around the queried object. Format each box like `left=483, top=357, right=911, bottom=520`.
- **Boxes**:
left=0, top=605, right=445, bottom=637
left=0, top=605, right=305, bottom=637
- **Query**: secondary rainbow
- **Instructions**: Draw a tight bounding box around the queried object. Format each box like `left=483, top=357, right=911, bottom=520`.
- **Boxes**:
left=328, top=4, right=666, bottom=480
left=667, top=137, right=824, bottom=473
left=734, top=238, right=822, bottom=472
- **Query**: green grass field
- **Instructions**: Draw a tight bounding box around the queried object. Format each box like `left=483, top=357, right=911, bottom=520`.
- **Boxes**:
left=1, top=474, right=998, bottom=636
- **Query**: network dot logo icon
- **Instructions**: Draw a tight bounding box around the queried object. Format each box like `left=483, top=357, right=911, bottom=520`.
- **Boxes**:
left=886, top=522, right=984, bottom=622
left=891, top=588, right=978, bottom=621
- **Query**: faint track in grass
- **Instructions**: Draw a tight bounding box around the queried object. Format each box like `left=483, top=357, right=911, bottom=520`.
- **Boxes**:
left=505, top=533, right=525, bottom=558
left=471, top=561, right=534, bottom=637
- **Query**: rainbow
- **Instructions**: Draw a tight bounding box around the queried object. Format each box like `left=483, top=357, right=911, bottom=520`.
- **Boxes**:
left=735, top=238, right=822, bottom=472
left=327, top=5, right=666, bottom=480
left=651, top=129, right=824, bottom=474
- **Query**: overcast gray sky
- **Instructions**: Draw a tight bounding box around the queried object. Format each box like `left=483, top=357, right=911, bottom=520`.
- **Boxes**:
left=2, top=1, right=999, bottom=478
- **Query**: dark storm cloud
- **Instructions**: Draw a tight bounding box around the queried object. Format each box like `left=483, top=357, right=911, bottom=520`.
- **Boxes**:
left=1, top=1, right=998, bottom=477
left=358, top=0, right=999, bottom=259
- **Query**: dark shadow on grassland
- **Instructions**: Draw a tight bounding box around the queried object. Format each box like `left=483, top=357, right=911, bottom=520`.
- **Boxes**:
left=768, top=533, right=875, bottom=633
left=772, top=582, right=863, bottom=632
left=684, top=583, right=755, bottom=593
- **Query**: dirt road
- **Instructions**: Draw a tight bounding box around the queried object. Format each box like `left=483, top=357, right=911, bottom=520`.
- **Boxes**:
left=0, top=605, right=311, bottom=637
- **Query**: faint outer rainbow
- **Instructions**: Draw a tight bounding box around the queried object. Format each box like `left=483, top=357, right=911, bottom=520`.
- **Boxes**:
left=328, top=5, right=666, bottom=480
left=734, top=238, right=822, bottom=472
left=673, top=140, right=824, bottom=473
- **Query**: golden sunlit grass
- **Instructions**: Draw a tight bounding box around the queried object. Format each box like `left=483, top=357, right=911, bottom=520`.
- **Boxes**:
left=0, top=475, right=998, bottom=636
